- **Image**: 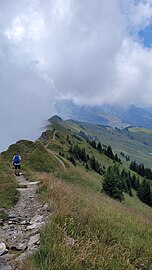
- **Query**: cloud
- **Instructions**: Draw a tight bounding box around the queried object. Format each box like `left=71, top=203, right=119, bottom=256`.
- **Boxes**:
left=121, top=0, right=152, bottom=30
left=1, top=0, right=152, bottom=149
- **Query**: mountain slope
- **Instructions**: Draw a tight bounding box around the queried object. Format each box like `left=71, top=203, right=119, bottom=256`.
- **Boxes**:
left=22, top=123, right=152, bottom=270
left=54, top=100, right=130, bottom=128
left=47, top=116, right=152, bottom=168
left=1, top=123, right=152, bottom=270
left=54, top=99, right=152, bottom=130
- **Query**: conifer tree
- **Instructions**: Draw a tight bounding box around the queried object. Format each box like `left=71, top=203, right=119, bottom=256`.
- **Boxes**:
left=102, top=166, right=124, bottom=201
left=138, top=163, right=145, bottom=177
left=106, top=146, right=114, bottom=160
left=97, top=142, right=102, bottom=153
left=114, top=153, right=119, bottom=162
left=126, top=175, right=133, bottom=196
left=137, top=178, right=152, bottom=207
left=121, top=169, right=128, bottom=193
left=130, top=161, right=137, bottom=172
left=91, top=140, right=97, bottom=149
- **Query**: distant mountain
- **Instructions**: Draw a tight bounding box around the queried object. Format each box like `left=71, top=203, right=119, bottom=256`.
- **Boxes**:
left=54, top=100, right=130, bottom=128
left=48, top=115, right=63, bottom=123
left=123, top=105, right=152, bottom=130
left=54, top=100, right=152, bottom=130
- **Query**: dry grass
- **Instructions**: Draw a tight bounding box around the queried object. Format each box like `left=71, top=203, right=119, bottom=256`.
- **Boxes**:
left=23, top=172, right=152, bottom=270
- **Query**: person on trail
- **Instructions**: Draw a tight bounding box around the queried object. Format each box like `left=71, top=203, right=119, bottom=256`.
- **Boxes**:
left=13, top=154, right=21, bottom=176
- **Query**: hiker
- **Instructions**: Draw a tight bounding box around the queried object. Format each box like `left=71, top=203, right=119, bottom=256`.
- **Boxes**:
left=13, top=154, right=21, bottom=176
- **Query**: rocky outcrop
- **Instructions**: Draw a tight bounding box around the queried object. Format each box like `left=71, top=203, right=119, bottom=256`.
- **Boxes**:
left=0, top=175, right=51, bottom=270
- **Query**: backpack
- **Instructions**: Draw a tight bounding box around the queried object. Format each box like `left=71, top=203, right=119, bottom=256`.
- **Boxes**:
left=14, top=155, right=20, bottom=164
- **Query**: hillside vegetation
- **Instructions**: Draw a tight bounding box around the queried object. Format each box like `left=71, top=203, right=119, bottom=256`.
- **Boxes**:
left=0, top=155, right=19, bottom=219
left=47, top=118, right=152, bottom=168
left=1, top=119, right=152, bottom=269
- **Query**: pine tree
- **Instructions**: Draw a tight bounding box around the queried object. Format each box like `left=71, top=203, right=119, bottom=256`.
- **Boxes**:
left=137, top=178, right=152, bottom=207
left=81, top=148, right=87, bottom=162
left=91, top=140, right=97, bottom=149
left=138, top=163, right=145, bottom=177
left=126, top=175, right=133, bottom=196
left=145, top=168, right=152, bottom=180
left=102, top=166, right=124, bottom=201
left=130, top=174, right=136, bottom=190
left=121, top=169, right=128, bottom=193
left=106, top=146, right=114, bottom=160
left=114, top=153, right=119, bottom=162
left=130, top=161, right=137, bottom=172
left=97, top=142, right=102, bottom=153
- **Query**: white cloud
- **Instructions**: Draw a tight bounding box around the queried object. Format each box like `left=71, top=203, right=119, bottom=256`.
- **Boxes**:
left=1, top=0, right=152, bottom=149
left=121, top=0, right=152, bottom=31
left=5, top=16, right=25, bottom=41
left=52, top=0, right=71, bottom=22
left=114, top=38, right=152, bottom=105
left=5, top=12, right=47, bottom=42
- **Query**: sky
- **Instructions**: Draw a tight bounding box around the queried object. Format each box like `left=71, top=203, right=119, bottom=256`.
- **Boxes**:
left=1, top=0, right=152, bottom=151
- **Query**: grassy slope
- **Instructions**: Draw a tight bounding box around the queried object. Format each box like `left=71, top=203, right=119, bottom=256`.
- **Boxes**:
left=1, top=124, right=152, bottom=269
left=20, top=126, right=152, bottom=270
left=99, top=112, right=129, bottom=128
left=0, top=137, right=65, bottom=214
left=60, top=120, right=152, bottom=168
left=23, top=172, right=152, bottom=270
left=0, top=155, right=19, bottom=218
left=2, top=139, right=63, bottom=179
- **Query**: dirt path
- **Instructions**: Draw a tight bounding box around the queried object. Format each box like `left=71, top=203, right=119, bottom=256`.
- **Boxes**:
left=0, top=175, right=50, bottom=270
left=44, top=130, right=66, bottom=170
left=51, top=152, right=66, bottom=170
left=52, top=129, right=56, bottom=141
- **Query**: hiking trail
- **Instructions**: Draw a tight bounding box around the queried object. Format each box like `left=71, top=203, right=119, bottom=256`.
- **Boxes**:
left=44, top=129, right=66, bottom=170
left=0, top=175, right=50, bottom=270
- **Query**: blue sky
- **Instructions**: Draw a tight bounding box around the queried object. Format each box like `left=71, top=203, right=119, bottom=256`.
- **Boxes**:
left=139, top=25, right=152, bottom=47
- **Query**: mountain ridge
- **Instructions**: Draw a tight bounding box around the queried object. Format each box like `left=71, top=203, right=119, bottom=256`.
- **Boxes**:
left=0, top=116, right=152, bottom=269
left=53, top=100, right=152, bottom=130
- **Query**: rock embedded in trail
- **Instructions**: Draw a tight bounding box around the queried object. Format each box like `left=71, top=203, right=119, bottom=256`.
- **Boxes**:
left=11, top=243, right=27, bottom=251
left=27, top=222, right=45, bottom=230
left=30, top=214, right=43, bottom=224
left=28, top=233, right=40, bottom=247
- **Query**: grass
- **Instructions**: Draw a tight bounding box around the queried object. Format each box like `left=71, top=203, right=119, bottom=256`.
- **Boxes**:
left=129, top=127, right=152, bottom=135
left=0, top=155, right=19, bottom=213
left=23, top=173, right=152, bottom=270
left=56, top=120, right=152, bottom=168
left=2, top=140, right=63, bottom=178
left=1, top=126, right=152, bottom=269
left=124, top=192, right=152, bottom=220
left=55, top=165, right=102, bottom=192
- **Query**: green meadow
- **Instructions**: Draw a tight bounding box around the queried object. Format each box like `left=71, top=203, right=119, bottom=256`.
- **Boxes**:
left=1, top=120, right=152, bottom=269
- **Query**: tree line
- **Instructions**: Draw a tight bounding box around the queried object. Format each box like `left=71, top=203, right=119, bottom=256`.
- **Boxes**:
left=130, top=161, right=152, bottom=180
left=68, top=144, right=103, bottom=175
left=89, top=140, right=121, bottom=163
left=103, top=165, right=152, bottom=207
left=62, top=136, right=152, bottom=207
left=120, top=151, right=130, bottom=162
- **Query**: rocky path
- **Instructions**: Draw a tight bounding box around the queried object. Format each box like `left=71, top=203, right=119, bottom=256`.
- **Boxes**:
left=0, top=175, right=50, bottom=270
